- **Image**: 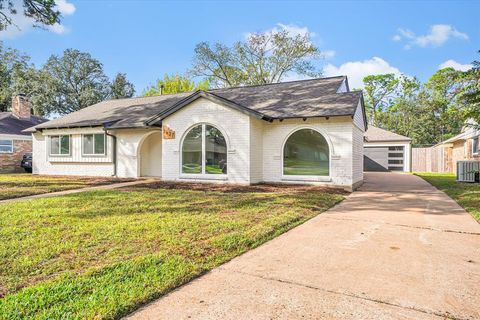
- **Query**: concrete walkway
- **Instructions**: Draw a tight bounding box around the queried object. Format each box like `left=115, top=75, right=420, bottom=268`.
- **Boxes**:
left=0, top=179, right=155, bottom=204
left=126, top=173, right=480, bottom=320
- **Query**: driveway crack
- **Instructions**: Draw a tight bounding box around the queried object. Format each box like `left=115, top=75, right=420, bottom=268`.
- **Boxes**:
left=322, top=216, right=480, bottom=235
left=223, top=268, right=471, bottom=320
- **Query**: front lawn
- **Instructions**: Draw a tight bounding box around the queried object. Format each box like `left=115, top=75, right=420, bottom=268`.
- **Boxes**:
left=0, top=174, right=133, bottom=201
left=415, top=172, right=480, bottom=222
left=0, top=182, right=345, bottom=319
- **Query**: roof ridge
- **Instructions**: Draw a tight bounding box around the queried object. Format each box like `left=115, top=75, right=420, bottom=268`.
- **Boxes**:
left=208, top=76, right=346, bottom=92
left=104, top=91, right=194, bottom=103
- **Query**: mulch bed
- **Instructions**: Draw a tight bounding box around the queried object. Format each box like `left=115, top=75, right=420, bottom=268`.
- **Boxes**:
left=123, top=180, right=349, bottom=195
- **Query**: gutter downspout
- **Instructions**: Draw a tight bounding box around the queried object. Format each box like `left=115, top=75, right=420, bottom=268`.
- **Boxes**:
left=103, top=127, right=117, bottom=177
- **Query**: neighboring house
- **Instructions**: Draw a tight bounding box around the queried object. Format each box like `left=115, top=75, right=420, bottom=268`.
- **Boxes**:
left=0, top=95, right=47, bottom=172
left=25, top=76, right=367, bottom=190
left=363, top=126, right=412, bottom=172
left=411, top=120, right=480, bottom=173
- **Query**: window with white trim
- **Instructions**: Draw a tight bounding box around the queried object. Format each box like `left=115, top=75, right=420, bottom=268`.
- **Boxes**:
left=83, top=133, right=106, bottom=156
left=50, top=135, right=70, bottom=155
left=182, top=124, right=227, bottom=175
left=0, top=140, right=13, bottom=153
left=473, top=136, right=479, bottom=155
left=283, top=129, right=329, bottom=176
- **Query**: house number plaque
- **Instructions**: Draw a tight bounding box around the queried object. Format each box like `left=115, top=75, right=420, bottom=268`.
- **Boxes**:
left=163, top=126, right=176, bottom=139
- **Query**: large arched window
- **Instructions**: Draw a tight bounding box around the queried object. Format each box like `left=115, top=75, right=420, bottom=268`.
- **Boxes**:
left=283, top=129, right=329, bottom=176
left=182, top=124, right=227, bottom=175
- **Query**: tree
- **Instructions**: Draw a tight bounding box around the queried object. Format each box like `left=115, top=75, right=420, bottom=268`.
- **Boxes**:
left=0, top=41, right=31, bottom=112
left=457, top=51, right=480, bottom=125
left=0, top=0, right=61, bottom=31
left=143, top=73, right=209, bottom=96
left=11, top=65, right=52, bottom=116
left=110, top=72, right=135, bottom=99
left=423, top=67, right=464, bottom=142
left=190, top=27, right=321, bottom=88
left=39, top=49, right=111, bottom=115
left=362, top=74, right=399, bottom=125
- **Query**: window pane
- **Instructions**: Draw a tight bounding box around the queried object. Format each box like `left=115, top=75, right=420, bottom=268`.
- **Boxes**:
left=283, top=129, right=329, bottom=176
left=94, top=134, right=105, bottom=154
left=0, top=140, right=12, bottom=153
left=60, top=136, right=70, bottom=154
left=388, top=159, right=403, bottom=164
left=388, top=153, right=403, bottom=158
left=388, top=146, right=404, bottom=151
left=50, top=136, right=60, bottom=154
left=182, top=125, right=202, bottom=173
left=83, top=134, right=94, bottom=154
left=474, top=137, right=479, bottom=154
left=205, top=125, right=227, bottom=174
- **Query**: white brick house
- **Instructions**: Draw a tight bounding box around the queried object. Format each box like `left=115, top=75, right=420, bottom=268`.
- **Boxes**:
left=26, top=76, right=367, bottom=190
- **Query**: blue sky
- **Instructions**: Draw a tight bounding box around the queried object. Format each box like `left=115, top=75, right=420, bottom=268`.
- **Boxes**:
left=2, top=0, right=478, bottom=92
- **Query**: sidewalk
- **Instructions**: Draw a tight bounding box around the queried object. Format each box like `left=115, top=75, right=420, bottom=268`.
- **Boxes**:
left=0, top=179, right=155, bottom=204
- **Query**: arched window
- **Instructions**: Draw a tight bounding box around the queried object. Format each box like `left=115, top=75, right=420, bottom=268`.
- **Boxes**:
left=182, top=124, right=227, bottom=175
left=283, top=129, right=329, bottom=176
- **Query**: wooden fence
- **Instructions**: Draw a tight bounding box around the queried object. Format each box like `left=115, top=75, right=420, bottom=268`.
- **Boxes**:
left=412, top=146, right=452, bottom=173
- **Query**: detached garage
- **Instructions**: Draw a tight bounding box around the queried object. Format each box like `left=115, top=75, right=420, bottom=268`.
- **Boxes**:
left=364, top=126, right=412, bottom=172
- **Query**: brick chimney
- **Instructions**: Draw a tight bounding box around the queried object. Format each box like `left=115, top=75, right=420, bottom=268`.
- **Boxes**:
left=11, top=94, right=31, bottom=120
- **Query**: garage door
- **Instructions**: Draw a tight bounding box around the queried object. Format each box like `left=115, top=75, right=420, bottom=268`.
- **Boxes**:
left=364, top=146, right=405, bottom=172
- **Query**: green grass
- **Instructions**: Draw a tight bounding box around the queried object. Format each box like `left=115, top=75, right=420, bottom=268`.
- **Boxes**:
left=0, top=174, right=132, bottom=201
left=415, top=172, right=480, bottom=222
left=0, top=183, right=344, bottom=319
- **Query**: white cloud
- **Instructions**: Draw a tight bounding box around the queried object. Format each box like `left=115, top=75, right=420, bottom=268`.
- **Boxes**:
left=56, top=0, right=76, bottom=15
left=439, top=59, right=472, bottom=71
left=323, top=57, right=402, bottom=88
left=275, top=23, right=314, bottom=38
left=0, top=0, right=74, bottom=39
left=245, top=23, right=315, bottom=42
left=393, top=24, right=468, bottom=49
left=48, top=23, right=69, bottom=34
left=321, top=50, right=335, bottom=59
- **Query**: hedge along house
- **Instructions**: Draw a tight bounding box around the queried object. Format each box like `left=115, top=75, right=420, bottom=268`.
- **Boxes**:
left=25, top=76, right=367, bottom=190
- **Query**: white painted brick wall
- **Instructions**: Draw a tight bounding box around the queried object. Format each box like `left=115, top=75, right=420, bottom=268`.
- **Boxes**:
left=32, top=98, right=365, bottom=188
left=352, top=125, right=364, bottom=183
left=261, top=117, right=354, bottom=187
left=161, top=97, right=252, bottom=184
left=249, top=117, right=264, bottom=183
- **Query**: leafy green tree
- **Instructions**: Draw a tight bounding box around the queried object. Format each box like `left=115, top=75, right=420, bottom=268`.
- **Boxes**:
left=191, top=28, right=321, bottom=88
left=38, top=49, right=111, bottom=115
left=424, top=67, right=464, bottom=142
left=0, top=42, right=31, bottom=112
left=362, top=74, right=399, bottom=125
left=0, top=0, right=61, bottom=31
left=110, top=72, right=135, bottom=99
left=457, top=51, right=479, bottom=125
left=143, top=73, right=209, bottom=96
left=10, top=65, right=51, bottom=116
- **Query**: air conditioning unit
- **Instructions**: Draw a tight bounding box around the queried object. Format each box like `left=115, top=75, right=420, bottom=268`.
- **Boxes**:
left=457, top=161, right=480, bottom=182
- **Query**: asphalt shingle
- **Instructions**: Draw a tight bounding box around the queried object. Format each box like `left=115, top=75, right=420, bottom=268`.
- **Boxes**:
left=27, top=76, right=364, bottom=132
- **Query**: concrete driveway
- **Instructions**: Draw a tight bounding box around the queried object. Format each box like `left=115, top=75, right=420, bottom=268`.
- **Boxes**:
left=127, top=173, right=480, bottom=320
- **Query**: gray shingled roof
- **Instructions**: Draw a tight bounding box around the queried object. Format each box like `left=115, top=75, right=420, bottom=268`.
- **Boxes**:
left=0, top=112, right=47, bottom=136
left=27, top=76, right=364, bottom=132
left=364, top=126, right=411, bottom=142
